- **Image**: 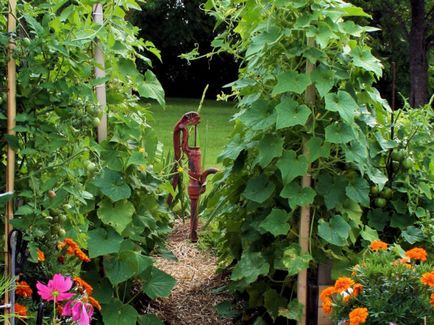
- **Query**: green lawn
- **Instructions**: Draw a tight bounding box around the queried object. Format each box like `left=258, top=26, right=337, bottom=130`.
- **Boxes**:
left=149, top=98, right=235, bottom=167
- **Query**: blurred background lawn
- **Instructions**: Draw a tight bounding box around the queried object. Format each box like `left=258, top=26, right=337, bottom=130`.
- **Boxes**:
left=149, top=98, right=235, bottom=167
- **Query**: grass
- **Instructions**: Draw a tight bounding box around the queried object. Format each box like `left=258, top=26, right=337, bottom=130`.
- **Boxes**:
left=149, top=98, right=235, bottom=167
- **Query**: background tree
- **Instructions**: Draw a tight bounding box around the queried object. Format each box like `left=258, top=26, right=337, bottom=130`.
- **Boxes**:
left=133, top=0, right=238, bottom=98
left=353, top=0, right=433, bottom=107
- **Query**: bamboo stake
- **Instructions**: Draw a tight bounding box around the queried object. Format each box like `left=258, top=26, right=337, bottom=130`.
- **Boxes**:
left=297, top=37, right=316, bottom=325
left=5, top=0, right=17, bottom=322
left=93, top=3, right=107, bottom=143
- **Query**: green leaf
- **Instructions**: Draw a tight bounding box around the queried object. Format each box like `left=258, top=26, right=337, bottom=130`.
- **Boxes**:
left=272, top=71, right=311, bottom=95
left=97, top=199, right=135, bottom=234
left=324, top=91, right=357, bottom=124
left=127, top=151, right=146, bottom=166
left=310, top=68, right=335, bottom=98
left=350, top=47, right=382, bottom=77
left=282, top=245, right=312, bottom=276
left=318, top=215, right=351, bottom=246
left=104, top=251, right=152, bottom=286
left=264, top=288, right=288, bottom=321
left=0, top=192, right=13, bottom=207
left=15, top=205, right=34, bottom=216
left=281, top=182, right=316, bottom=209
left=118, top=58, right=140, bottom=77
left=276, top=150, right=309, bottom=185
left=138, top=315, right=164, bottom=325
left=253, top=134, right=283, bottom=168
left=279, top=299, right=304, bottom=321
left=259, top=209, right=291, bottom=237
left=142, top=267, right=176, bottom=299
left=315, top=174, right=347, bottom=210
left=367, top=209, right=390, bottom=231
left=231, top=252, right=269, bottom=284
left=93, top=169, right=131, bottom=202
left=88, top=228, right=123, bottom=258
left=345, top=176, right=370, bottom=207
left=401, top=226, right=424, bottom=244
left=137, top=71, right=165, bottom=106
left=341, top=5, right=371, bottom=18
left=360, top=225, right=378, bottom=242
left=215, top=301, right=241, bottom=319
left=102, top=298, right=139, bottom=325
left=305, top=137, right=331, bottom=162
left=275, top=98, right=311, bottom=129
left=242, top=175, right=275, bottom=204
left=324, top=123, right=356, bottom=144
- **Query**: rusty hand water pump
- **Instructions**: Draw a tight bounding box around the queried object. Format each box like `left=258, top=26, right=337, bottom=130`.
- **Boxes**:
left=167, top=112, right=218, bottom=242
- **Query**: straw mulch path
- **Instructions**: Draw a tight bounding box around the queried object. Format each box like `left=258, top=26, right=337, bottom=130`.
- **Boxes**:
left=147, top=220, right=234, bottom=325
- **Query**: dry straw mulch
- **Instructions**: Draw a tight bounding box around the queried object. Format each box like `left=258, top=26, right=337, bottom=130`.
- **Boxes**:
left=146, top=220, right=234, bottom=325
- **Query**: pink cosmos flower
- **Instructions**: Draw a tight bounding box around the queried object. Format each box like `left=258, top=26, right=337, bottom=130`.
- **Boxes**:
left=62, top=300, right=94, bottom=325
left=36, top=274, right=74, bottom=302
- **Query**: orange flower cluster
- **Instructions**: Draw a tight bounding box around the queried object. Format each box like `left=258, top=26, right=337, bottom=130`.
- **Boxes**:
left=370, top=240, right=388, bottom=252
left=320, top=286, right=335, bottom=314
left=349, top=307, right=368, bottom=325
left=421, top=271, right=434, bottom=287
left=16, top=281, right=32, bottom=298
left=58, top=238, right=91, bottom=262
left=74, top=277, right=93, bottom=295
left=37, top=249, right=45, bottom=262
left=14, top=303, right=28, bottom=317
left=334, top=277, right=354, bottom=293
left=405, top=247, right=427, bottom=262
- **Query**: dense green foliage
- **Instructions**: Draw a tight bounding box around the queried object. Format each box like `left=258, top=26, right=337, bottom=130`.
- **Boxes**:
left=0, top=0, right=174, bottom=323
left=199, top=0, right=433, bottom=323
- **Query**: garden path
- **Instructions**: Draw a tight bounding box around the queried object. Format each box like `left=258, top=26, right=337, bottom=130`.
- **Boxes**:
left=146, top=220, right=233, bottom=324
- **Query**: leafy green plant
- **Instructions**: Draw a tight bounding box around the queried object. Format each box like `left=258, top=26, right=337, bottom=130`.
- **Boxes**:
left=0, top=0, right=175, bottom=323
left=198, top=0, right=395, bottom=322
left=321, top=241, right=434, bottom=324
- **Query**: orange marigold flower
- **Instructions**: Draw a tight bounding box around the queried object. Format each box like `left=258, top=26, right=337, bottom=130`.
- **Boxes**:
left=349, top=307, right=368, bottom=325
left=74, top=248, right=91, bottom=262
left=66, top=246, right=75, bottom=256
left=320, top=286, right=335, bottom=302
left=343, top=295, right=351, bottom=303
left=421, top=271, right=434, bottom=287
left=322, top=297, right=333, bottom=314
left=430, top=293, right=434, bottom=308
left=334, top=277, right=354, bottom=293
left=370, top=240, right=388, bottom=251
left=14, top=303, right=27, bottom=317
left=405, top=247, right=427, bottom=262
left=16, top=280, right=32, bottom=298
left=37, top=249, right=45, bottom=262
left=74, top=277, right=93, bottom=295
left=64, top=238, right=78, bottom=248
left=88, top=296, right=102, bottom=311
left=353, top=283, right=363, bottom=297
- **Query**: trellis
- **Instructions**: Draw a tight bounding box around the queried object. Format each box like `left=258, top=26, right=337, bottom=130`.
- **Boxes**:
left=3, top=1, right=107, bottom=322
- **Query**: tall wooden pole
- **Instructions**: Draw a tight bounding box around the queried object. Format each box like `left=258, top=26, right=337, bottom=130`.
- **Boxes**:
left=297, top=37, right=315, bottom=325
left=93, top=3, right=107, bottom=143
left=5, top=0, right=17, bottom=321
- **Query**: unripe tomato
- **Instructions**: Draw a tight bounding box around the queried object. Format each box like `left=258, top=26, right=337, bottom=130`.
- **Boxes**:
left=57, top=228, right=66, bottom=237
left=48, top=190, right=56, bottom=199
left=391, top=150, right=405, bottom=162
left=22, top=37, right=31, bottom=46
left=375, top=198, right=387, bottom=208
left=370, top=185, right=379, bottom=195
left=63, top=204, right=72, bottom=210
left=58, top=214, right=67, bottom=223
left=92, top=117, right=101, bottom=127
left=402, top=158, right=412, bottom=170
left=380, top=187, right=393, bottom=200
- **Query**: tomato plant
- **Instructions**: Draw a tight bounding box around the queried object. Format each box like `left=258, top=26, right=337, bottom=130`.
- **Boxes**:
left=0, top=0, right=174, bottom=323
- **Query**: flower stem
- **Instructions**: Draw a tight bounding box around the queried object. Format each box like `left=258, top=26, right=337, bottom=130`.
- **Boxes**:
left=53, top=298, right=56, bottom=325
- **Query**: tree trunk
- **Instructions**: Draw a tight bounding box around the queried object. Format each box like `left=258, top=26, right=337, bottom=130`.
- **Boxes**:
left=409, top=0, right=428, bottom=107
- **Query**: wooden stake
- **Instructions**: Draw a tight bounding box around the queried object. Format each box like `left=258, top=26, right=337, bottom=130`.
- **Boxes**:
left=93, top=3, right=107, bottom=143
left=297, top=37, right=316, bottom=325
left=5, top=0, right=17, bottom=322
